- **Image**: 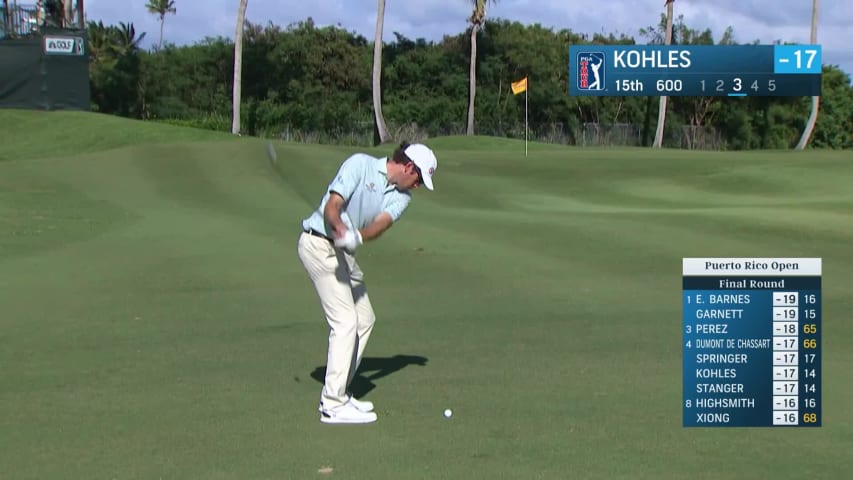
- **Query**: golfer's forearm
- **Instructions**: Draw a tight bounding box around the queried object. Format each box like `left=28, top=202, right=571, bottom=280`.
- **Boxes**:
left=323, top=194, right=347, bottom=237
left=359, top=213, right=393, bottom=242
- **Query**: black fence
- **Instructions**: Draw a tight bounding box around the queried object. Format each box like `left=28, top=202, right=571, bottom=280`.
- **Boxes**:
left=1, top=2, right=84, bottom=40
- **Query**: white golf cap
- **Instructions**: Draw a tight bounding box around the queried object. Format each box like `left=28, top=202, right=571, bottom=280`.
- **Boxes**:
left=404, top=143, right=437, bottom=191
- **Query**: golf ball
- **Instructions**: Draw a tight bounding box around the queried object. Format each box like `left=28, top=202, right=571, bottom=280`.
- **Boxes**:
left=444, top=408, right=453, bottom=418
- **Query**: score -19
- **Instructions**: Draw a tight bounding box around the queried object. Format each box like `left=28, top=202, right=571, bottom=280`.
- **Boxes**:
left=700, top=78, right=777, bottom=94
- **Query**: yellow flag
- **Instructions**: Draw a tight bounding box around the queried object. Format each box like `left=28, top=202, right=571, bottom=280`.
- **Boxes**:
left=511, top=77, right=528, bottom=95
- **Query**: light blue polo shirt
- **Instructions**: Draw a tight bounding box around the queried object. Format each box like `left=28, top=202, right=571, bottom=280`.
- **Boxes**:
left=301, top=153, right=412, bottom=236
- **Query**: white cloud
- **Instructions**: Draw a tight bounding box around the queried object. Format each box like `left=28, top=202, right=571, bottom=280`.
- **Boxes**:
left=84, top=0, right=852, bottom=75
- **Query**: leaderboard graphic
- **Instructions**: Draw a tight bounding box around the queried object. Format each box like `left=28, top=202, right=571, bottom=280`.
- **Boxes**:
left=569, top=45, right=822, bottom=97
left=682, top=258, right=822, bottom=427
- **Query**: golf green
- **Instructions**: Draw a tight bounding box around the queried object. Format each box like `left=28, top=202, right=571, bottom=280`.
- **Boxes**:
left=1, top=109, right=851, bottom=479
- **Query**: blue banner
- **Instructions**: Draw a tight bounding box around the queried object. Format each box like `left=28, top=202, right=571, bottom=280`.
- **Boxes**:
left=569, top=45, right=822, bottom=97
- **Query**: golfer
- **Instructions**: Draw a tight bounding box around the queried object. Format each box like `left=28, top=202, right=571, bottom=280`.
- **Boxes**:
left=297, top=142, right=438, bottom=424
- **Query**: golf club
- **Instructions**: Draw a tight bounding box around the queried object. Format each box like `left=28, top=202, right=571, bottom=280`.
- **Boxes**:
left=265, top=141, right=318, bottom=207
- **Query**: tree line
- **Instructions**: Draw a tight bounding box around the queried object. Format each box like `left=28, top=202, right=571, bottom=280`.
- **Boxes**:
left=87, top=15, right=853, bottom=150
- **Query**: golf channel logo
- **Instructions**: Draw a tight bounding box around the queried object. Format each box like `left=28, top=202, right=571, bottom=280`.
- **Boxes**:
left=43, top=36, right=85, bottom=56
left=576, top=51, right=605, bottom=91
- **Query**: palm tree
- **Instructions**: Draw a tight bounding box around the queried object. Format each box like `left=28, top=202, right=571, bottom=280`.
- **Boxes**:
left=466, top=0, right=494, bottom=136
left=145, top=0, right=176, bottom=50
left=372, top=0, right=391, bottom=144
left=114, top=21, right=146, bottom=55
left=232, top=0, right=248, bottom=135
left=86, top=20, right=145, bottom=66
left=652, top=0, right=675, bottom=148
left=86, top=21, right=111, bottom=66
left=795, top=0, right=820, bottom=150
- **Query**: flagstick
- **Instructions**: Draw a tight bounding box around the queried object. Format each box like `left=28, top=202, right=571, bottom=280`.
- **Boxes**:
left=524, top=87, right=530, bottom=157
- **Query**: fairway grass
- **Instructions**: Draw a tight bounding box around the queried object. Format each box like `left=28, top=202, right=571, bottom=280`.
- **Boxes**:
left=1, top=110, right=852, bottom=479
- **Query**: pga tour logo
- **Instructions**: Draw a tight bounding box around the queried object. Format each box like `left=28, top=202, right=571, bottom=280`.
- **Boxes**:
left=44, top=36, right=85, bottom=55
left=577, top=51, right=605, bottom=91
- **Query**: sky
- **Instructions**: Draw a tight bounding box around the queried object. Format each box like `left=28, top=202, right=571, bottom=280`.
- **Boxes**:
left=85, top=0, right=852, bottom=76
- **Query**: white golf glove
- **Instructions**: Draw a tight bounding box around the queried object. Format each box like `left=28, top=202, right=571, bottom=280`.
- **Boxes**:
left=334, top=229, right=362, bottom=253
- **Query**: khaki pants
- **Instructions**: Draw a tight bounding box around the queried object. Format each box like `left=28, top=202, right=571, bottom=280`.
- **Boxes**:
left=297, top=232, right=376, bottom=410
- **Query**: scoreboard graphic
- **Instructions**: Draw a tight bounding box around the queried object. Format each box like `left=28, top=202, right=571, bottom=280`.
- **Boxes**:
left=569, top=45, right=822, bottom=97
left=682, top=258, right=822, bottom=427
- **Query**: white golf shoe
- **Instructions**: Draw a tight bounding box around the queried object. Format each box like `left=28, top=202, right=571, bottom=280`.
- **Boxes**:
left=348, top=395, right=374, bottom=413
left=318, top=394, right=374, bottom=413
left=320, top=401, right=377, bottom=424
